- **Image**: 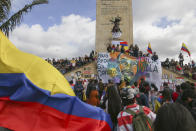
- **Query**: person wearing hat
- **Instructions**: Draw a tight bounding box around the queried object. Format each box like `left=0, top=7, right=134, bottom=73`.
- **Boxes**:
left=117, top=88, right=156, bottom=131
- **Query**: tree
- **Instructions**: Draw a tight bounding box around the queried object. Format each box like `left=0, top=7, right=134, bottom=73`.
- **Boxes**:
left=0, top=0, right=48, bottom=37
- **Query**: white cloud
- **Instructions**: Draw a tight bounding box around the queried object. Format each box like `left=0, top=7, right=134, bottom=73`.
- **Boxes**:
left=9, top=0, right=196, bottom=64
left=9, top=14, right=96, bottom=59
left=133, top=0, right=196, bottom=63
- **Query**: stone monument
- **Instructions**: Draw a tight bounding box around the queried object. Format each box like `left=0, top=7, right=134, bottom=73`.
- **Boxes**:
left=96, top=0, right=133, bottom=52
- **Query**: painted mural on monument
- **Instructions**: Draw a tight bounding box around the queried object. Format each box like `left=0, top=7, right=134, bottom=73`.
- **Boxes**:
left=97, top=52, right=162, bottom=90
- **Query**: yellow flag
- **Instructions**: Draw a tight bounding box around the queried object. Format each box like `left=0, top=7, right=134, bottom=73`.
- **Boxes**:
left=0, top=31, right=75, bottom=96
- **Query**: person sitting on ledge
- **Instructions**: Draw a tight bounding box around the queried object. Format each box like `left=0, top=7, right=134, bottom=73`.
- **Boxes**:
left=107, top=44, right=112, bottom=53
left=152, top=52, right=158, bottom=61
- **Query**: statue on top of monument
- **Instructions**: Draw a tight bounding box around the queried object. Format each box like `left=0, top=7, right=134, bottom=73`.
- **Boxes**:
left=110, top=16, right=122, bottom=38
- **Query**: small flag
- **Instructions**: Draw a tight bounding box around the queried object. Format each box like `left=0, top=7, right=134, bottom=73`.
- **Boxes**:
left=120, top=41, right=128, bottom=46
left=181, top=43, right=191, bottom=56
left=147, top=43, right=152, bottom=54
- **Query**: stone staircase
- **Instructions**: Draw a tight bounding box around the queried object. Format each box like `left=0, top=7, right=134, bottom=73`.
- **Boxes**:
left=162, top=67, right=196, bottom=83
left=64, top=61, right=97, bottom=80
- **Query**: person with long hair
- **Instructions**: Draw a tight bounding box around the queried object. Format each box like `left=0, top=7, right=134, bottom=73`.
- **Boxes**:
left=101, top=84, right=122, bottom=130
left=153, top=103, right=196, bottom=131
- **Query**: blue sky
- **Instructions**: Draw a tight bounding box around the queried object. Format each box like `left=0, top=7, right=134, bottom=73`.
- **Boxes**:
left=18, top=0, right=176, bottom=29
left=9, top=0, right=196, bottom=62
left=21, top=0, right=96, bottom=30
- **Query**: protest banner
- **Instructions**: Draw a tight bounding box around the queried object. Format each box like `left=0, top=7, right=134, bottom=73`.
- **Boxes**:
left=97, top=53, right=111, bottom=83
left=97, top=53, right=163, bottom=90
left=144, top=57, right=162, bottom=91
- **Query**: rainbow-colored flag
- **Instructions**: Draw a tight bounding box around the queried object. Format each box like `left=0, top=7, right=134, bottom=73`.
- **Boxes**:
left=147, top=43, right=152, bottom=54
left=181, top=43, right=191, bottom=56
left=0, top=31, right=112, bottom=131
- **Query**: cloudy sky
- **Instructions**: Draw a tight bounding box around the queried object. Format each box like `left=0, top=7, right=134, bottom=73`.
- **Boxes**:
left=9, top=0, right=196, bottom=63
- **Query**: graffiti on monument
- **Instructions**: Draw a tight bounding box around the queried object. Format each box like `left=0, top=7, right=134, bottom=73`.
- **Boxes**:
left=97, top=52, right=162, bottom=88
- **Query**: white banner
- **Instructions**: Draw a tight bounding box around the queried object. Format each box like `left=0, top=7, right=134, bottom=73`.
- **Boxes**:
left=111, top=40, right=124, bottom=45
left=97, top=53, right=111, bottom=83
left=145, top=57, right=162, bottom=91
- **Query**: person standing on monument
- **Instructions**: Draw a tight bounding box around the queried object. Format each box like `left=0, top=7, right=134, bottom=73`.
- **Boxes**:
left=116, top=44, right=121, bottom=52
left=121, top=46, right=125, bottom=54
left=128, top=44, right=134, bottom=56
left=107, top=44, right=112, bottom=53
left=152, top=52, right=159, bottom=61
left=112, top=45, right=116, bottom=53
left=133, top=44, right=139, bottom=57
left=179, top=53, right=184, bottom=67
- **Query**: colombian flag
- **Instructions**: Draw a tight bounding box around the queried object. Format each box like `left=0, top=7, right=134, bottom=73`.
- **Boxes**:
left=181, top=43, right=191, bottom=56
left=120, top=41, right=128, bottom=51
left=0, top=31, right=112, bottom=131
left=120, top=41, right=128, bottom=46
left=147, top=43, right=152, bottom=54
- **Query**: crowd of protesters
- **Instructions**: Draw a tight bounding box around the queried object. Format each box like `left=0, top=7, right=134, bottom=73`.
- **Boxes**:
left=46, top=44, right=160, bottom=75
left=162, top=53, right=196, bottom=80
left=45, top=50, right=97, bottom=74
left=44, top=44, right=196, bottom=130
left=68, top=44, right=196, bottom=131
left=71, top=77, right=196, bottom=131
left=46, top=43, right=195, bottom=81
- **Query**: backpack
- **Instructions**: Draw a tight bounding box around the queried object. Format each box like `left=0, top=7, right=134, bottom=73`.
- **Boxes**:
left=124, top=106, right=152, bottom=131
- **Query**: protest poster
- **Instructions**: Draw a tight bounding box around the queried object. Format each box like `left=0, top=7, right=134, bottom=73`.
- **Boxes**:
left=97, top=53, right=162, bottom=89
left=97, top=53, right=111, bottom=83
left=144, top=57, right=162, bottom=91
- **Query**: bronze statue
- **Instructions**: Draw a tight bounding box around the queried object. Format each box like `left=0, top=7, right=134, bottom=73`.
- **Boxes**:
left=110, top=16, right=122, bottom=33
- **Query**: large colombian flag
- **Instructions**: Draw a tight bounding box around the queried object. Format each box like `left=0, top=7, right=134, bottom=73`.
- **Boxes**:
left=0, top=31, right=112, bottom=131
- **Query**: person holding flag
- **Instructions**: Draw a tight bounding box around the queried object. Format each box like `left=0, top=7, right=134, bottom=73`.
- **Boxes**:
left=178, top=52, right=184, bottom=67
left=179, top=43, right=191, bottom=67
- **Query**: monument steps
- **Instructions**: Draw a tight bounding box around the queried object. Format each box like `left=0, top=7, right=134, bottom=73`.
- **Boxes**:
left=162, top=67, right=196, bottom=83
left=63, top=61, right=96, bottom=79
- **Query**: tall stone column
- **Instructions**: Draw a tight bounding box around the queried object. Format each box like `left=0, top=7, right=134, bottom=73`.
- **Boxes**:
left=96, top=0, right=133, bottom=52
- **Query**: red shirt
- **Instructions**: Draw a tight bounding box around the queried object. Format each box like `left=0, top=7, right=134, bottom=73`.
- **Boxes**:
left=172, top=92, right=179, bottom=102
left=117, top=104, right=156, bottom=131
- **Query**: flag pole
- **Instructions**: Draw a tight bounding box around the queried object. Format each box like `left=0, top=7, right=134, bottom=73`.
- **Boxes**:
left=189, top=54, right=192, bottom=64
left=178, top=43, right=182, bottom=61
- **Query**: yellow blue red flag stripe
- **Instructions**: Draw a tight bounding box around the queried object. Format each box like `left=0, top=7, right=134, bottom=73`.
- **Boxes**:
left=0, top=31, right=112, bottom=131
left=181, top=43, right=191, bottom=56
left=147, top=43, right=152, bottom=54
